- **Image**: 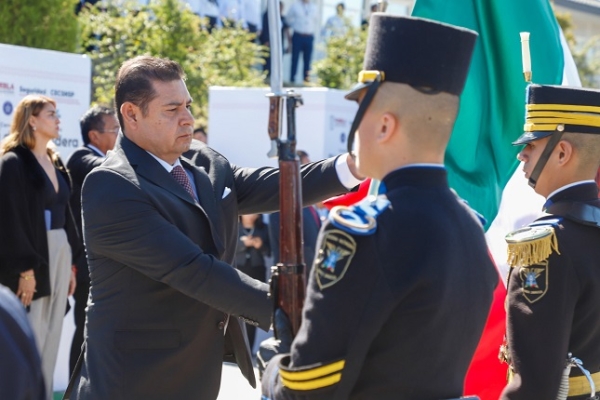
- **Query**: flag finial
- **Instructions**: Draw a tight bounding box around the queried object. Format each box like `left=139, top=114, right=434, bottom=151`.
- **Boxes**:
left=520, top=32, right=532, bottom=83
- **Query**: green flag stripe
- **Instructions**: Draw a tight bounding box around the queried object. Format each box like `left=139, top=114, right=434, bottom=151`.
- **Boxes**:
left=412, top=0, right=564, bottom=229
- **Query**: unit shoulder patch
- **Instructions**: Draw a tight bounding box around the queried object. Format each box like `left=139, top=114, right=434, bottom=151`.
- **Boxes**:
left=328, top=195, right=390, bottom=235
left=518, top=260, right=549, bottom=303
left=314, top=229, right=357, bottom=289
left=505, top=224, right=560, bottom=268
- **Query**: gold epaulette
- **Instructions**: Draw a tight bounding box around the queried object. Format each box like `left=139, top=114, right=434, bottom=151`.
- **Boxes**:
left=505, top=225, right=560, bottom=268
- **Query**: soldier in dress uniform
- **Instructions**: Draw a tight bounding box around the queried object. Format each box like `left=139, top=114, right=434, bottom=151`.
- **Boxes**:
left=500, top=85, right=600, bottom=400
left=258, top=14, right=499, bottom=400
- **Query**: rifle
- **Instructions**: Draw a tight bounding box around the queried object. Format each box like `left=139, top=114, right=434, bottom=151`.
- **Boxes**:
left=266, top=0, right=306, bottom=337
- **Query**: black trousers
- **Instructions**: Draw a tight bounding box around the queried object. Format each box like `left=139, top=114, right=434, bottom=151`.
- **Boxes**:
left=69, top=279, right=89, bottom=375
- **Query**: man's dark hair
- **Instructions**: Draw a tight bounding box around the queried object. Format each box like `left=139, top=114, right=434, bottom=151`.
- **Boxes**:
left=296, top=150, right=309, bottom=159
left=115, top=56, right=185, bottom=128
left=80, top=105, right=116, bottom=145
left=193, top=126, right=207, bottom=136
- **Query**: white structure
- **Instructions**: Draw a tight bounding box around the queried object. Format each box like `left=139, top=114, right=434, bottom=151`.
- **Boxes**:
left=208, top=86, right=357, bottom=166
left=0, top=43, right=92, bottom=160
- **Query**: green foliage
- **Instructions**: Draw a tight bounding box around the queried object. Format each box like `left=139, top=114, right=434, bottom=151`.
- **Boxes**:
left=0, top=0, right=78, bottom=52
left=555, top=11, right=600, bottom=88
left=78, top=0, right=267, bottom=126
left=315, top=9, right=600, bottom=89
left=313, top=25, right=367, bottom=89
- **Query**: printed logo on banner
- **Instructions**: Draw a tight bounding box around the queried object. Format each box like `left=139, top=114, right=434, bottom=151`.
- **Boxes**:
left=19, top=86, right=47, bottom=96
left=3, top=101, right=13, bottom=116
left=328, top=116, right=349, bottom=145
left=0, top=82, right=15, bottom=94
left=53, top=110, right=80, bottom=148
left=329, top=116, right=347, bottom=130
left=50, top=89, right=75, bottom=98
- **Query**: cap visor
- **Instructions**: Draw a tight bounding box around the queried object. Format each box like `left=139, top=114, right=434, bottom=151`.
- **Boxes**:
left=512, top=131, right=554, bottom=145
left=345, top=82, right=371, bottom=101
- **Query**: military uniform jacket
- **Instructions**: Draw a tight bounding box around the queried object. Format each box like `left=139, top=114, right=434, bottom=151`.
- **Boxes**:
left=262, top=166, right=499, bottom=400
left=71, top=136, right=349, bottom=400
left=501, top=182, right=600, bottom=400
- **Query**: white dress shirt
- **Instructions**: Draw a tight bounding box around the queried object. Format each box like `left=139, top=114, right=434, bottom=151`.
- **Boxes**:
left=243, top=0, right=262, bottom=30
left=286, top=0, right=319, bottom=35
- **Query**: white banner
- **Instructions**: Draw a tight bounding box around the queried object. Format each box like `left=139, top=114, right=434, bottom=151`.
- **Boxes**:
left=208, top=86, right=357, bottom=167
left=0, top=43, right=91, bottom=160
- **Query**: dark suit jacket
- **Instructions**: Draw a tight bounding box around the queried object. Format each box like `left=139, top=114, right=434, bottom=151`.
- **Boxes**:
left=66, top=145, right=105, bottom=283
left=268, top=207, right=321, bottom=268
left=72, top=136, right=348, bottom=400
left=0, top=145, right=81, bottom=299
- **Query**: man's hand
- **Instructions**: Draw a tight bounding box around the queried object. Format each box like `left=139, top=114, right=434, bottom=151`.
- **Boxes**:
left=257, top=309, right=293, bottom=378
left=346, top=152, right=365, bottom=180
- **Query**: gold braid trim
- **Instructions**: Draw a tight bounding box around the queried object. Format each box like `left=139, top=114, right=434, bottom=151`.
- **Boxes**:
left=506, top=227, right=560, bottom=268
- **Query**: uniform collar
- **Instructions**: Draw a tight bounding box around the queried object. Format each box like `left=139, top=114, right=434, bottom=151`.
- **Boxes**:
left=382, top=164, right=447, bottom=190
left=544, top=181, right=599, bottom=210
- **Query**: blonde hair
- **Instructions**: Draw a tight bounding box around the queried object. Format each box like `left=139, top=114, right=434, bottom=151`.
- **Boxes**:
left=1, top=95, right=59, bottom=161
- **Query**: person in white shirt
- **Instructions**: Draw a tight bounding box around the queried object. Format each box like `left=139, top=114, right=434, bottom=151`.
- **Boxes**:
left=220, top=0, right=246, bottom=28
left=243, top=0, right=262, bottom=33
left=321, top=3, right=348, bottom=40
left=285, top=0, right=319, bottom=83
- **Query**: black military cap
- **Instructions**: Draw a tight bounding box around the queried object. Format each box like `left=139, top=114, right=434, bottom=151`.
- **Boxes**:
left=513, top=84, right=600, bottom=145
left=345, top=14, right=478, bottom=101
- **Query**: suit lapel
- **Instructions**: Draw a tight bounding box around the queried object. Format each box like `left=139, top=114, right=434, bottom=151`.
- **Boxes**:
left=182, top=158, right=225, bottom=254
left=120, top=136, right=225, bottom=255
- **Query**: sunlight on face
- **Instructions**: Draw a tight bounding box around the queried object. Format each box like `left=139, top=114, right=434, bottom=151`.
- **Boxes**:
left=32, top=103, right=60, bottom=141
left=135, top=79, right=194, bottom=164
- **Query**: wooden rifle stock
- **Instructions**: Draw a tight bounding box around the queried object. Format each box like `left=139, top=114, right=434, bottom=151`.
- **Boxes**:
left=268, top=92, right=306, bottom=337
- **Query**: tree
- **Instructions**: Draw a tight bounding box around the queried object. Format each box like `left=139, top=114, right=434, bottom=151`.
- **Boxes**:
left=554, top=10, right=600, bottom=88
left=312, top=25, right=367, bottom=89
left=0, top=0, right=79, bottom=52
left=78, top=0, right=267, bottom=126
left=314, top=7, right=600, bottom=90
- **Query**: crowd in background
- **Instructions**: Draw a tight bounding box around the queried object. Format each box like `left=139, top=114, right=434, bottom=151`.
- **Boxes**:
left=75, top=0, right=362, bottom=83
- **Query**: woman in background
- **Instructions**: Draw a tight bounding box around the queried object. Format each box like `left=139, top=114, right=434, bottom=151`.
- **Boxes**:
left=236, top=213, right=270, bottom=348
left=0, top=95, right=80, bottom=399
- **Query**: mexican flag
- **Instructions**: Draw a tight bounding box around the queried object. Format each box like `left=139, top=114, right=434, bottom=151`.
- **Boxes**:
left=411, top=0, right=564, bottom=228
left=410, top=1, right=579, bottom=399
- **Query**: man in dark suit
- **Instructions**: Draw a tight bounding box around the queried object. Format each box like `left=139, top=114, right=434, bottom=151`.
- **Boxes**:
left=500, top=85, right=600, bottom=399
left=259, top=15, right=498, bottom=399
left=0, top=284, right=45, bottom=400
left=66, top=105, right=119, bottom=376
left=69, top=55, right=361, bottom=400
